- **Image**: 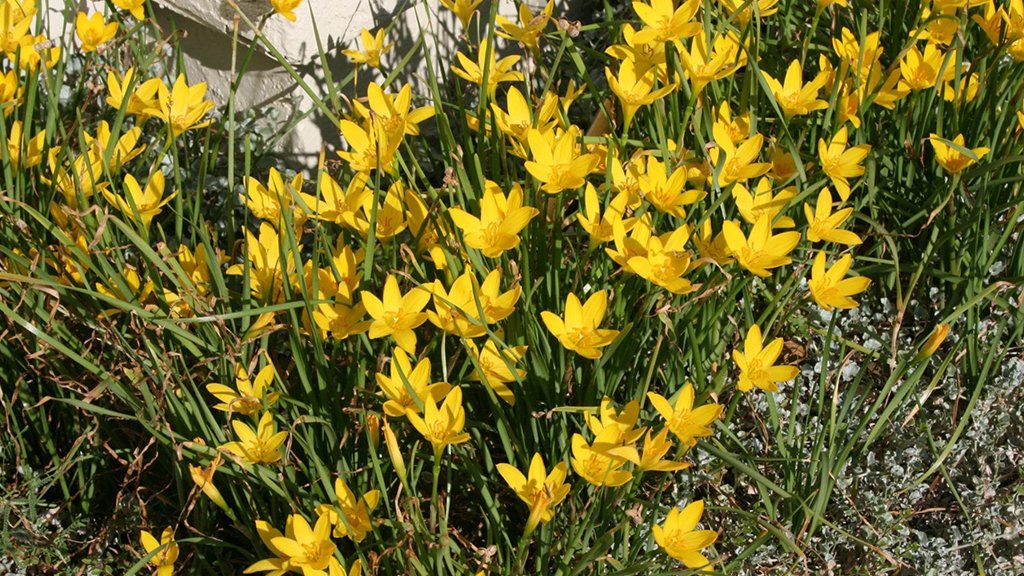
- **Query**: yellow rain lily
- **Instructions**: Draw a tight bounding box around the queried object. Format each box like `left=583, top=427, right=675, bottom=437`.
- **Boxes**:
left=315, top=477, right=380, bottom=542
left=245, top=514, right=343, bottom=576
left=541, top=289, right=620, bottom=359
left=376, top=348, right=451, bottom=417
left=586, top=397, right=646, bottom=447
left=6, top=120, right=44, bottom=169
left=338, top=117, right=399, bottom=174
left=915, top=323, right=951, bottom=361
left=105, top=68, right=162, bottom=120
left=149, top=74, right=216, bottom=138
left=407, top=386, right=471, bottom=456
left=496, top=0, right=553, bottom=53
left=628, top=225, right=696, bottom=294
left=631, top=0, right=702, bottom=45
left=139, top=527, right=178, bottom=576
left=638, top=155, right=702, bottom=218
left=653, top=500, right=717, bottom=570
left=102, top=171, right=176, bottom=230
left=225, top=223, right=299, bottom=303
left=709, top=122, right=771, bottom=188
left=352, top=82, right=436, bottom=139
left=732, top=178, right=795, bottom=228
left=762, top=59, right=829, bottom=118
left=928, top=133, right=989, bottom=174
left=440, top=0, right=483, bottom=28
left=722, top=217, right=800, bottom=277
left=808, top=251, right=871, bottom=311
left=206, top=362, right=280, bottom=416
left=451, top=37, right=524, bottom=98
left=75, top=11, right=117, bottom=53
left=817, top=126, right=870, bottom=200
left=804, top=188, right=862, bottom=245
left=465, top=337, right=527, bottom=405
left=270, top=0, right=302, bottom=21
left=606, top=59, right=677, bottom=129
left=647, top=383, right=722, bottom=447
left=222, top=411, right=288, bottom=465
left=343, top=28, right=392, bottom=68
left=637, top=429, right=690, bottom=472
left=733, top=324, right=799, bottom=393
left=497, top=453, right=571, bottom=537
left=570, top=430, right=634, bottom=487
left=113, top=0, right=146, bottom=19
left=524, top=126, right=600, bottom=194
left=242, top=168, right=316, bottom=230
left=448, top=182, right=539, bottom=257
left=576, top=183, right=635, bottom=246
left=678, top=32, right=746, bottom=95
left=360, top=274, right=431, bottom=354
left=898, top=42, right=956, bottom=91
left=315, top=172, right=371, bottom=233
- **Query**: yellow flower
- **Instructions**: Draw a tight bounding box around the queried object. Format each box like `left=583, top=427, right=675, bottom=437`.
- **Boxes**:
left=928, top=133, right=989, bottom=174
left=586, top=397, right=646, bottom=447
left=315, top=172, right=371, bottom=233
left=647, top=383, right=722, bottom=447
left=440, top=0, right=483, bottom=28
left=85, top=121, right=147, bottom=172
left=570, top=431, right=633, bottom=487
left=678, top=32, right=746, bottom=95
left=491, top=87, right=560, bottom=156
left=605, top=24, right=667, bottom=78
left=804, top=188, right=862, bottom=245
left=605, top=212, right=653, bottom=274
left=352, top=82, right=436, bottom=140
left=731, top=178, right=795, bottom=228
left=709, top=123, right=771, bottom=188
left=915, top=323, right=950, bottom=361
left=693, top=218, right=733, bottom=266
left=139, top=527, right=178, bottom=576
left=631, top=0, right=702, bottom=45
left=360, top=181, right=408, bottom=240
left=762, top=59, right=828, bottom=118
left=465, top=337, right=527, bottom=405
left=105, top=68, right=162, bottom=120
left=6, top=120, right=45, bottom=169
left=376, top=348, right=451, bottom=417
left=722, top=217, right=800, bottom=277
left=315, top=477, right=380, bottom=542
left=605, top=59, right=677, bottom=129
left=718, top=0, right=779, bottom=25
left=637, top=155, right=702, bottom=218
left=222, top=411, right=288, bottom=465
left=576, top=183, right=635, bottom=246
left=497, top=453, right=570, bottom=537
left=95, top=267, right=154, bottom=318
left=310, top=302, right=372, bottom=341
left=149, top=74, right=216, bottom=137
left=448, top=182, right=539, bottom=257
left=206, top=362, right=280, bottom=416
left=225, top=223, right=298, bottom=303
left=102, top=171, right=176, bottom=230
left=0, top=69, right=23, bottom=116
left=242, top=168, right=316, bottom=230
left=541, top=290, right=620, bottom=359
left=808, top=251, right=871, bottom=311
left=188, top=451, right=230, bottom=512
left=817, top=126, right=870, bottom=200
left=653, top=500, right=717, bottom=570
left=360, top=274, right=431, bottom=354
left=898, top=42, right=956, bottom=91
left=524, top=126, right=599, bottom=194
left=496, top=0, right=553, bottom=53
left=75, top=11, right=117, bottom=53
left=733, top=324, right=799, bottom=393
left=245, top=514, right=342, bottom=576
left=451, top=37, right=524, bottom=98
left=407, top=386, right=472, bottom=456
left=637, top=429, right=690, bottom=472
left=342, top=28, right=392, bottom=68
left=270, top=0, right=302, bottom=21
left=627, top=225, right=696, bottom=294
left=338, top=118, right=399, bottom=174
left=112, top=0, right=146, bottom=20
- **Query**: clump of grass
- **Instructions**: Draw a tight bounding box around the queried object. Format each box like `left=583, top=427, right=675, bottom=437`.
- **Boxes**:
left=1, top=0, right=1022, bottom=574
